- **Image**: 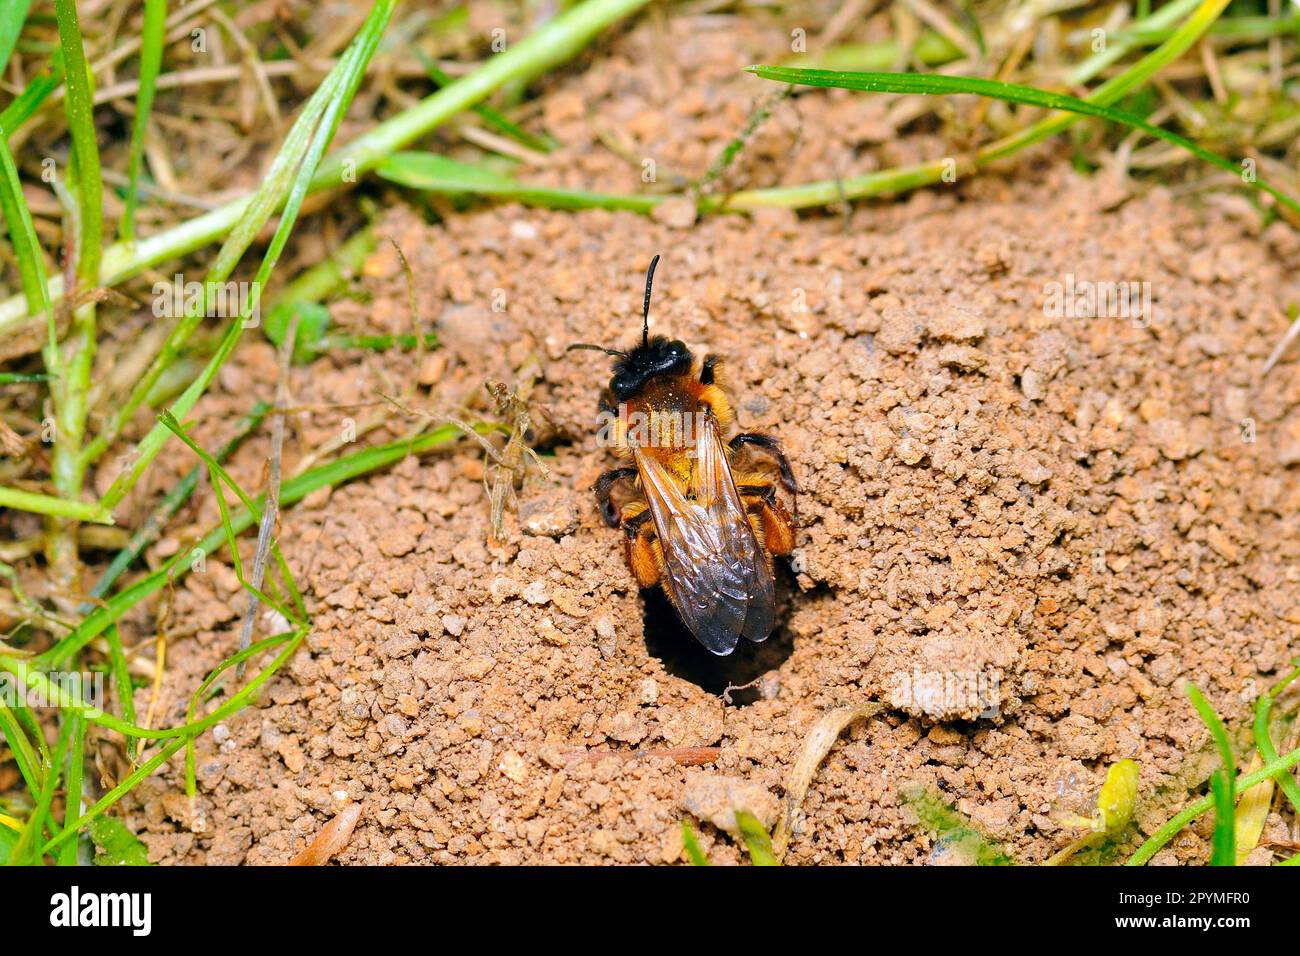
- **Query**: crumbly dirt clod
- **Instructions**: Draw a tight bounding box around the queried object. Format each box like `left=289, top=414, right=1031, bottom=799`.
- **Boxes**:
left=109, top=14, right=1299, bottom=866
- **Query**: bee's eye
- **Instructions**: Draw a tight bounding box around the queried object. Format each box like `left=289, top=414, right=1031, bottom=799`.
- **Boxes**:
left=668, top=339, right=686, bottom=355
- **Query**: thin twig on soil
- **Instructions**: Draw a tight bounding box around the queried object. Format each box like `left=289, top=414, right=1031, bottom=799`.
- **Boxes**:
left=562, top=746, right=722, bottom=767
left=1261, top=314, right=1299, bottom=378
left=289, top=803, right=363, bottom=865
left=236, top=313, right=297, bottom=676
left=772, top=703, right=884, bottom=863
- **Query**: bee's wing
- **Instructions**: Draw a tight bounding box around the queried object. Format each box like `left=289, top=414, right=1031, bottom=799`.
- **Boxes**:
left=634, top=415, right=775, bottom=655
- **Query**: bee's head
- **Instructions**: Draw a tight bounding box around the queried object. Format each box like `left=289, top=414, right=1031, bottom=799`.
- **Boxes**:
left=609, top=335, right=692, bottom=401
left=569, top=254, right=690, bottom=400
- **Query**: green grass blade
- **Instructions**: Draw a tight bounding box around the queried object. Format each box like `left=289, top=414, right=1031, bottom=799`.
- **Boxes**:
left=0, top=823, right=14, bottom=863
left=87, top=815, right=149, bottom=865
left=12, top=699, right=50, bottom=770
left=991, top=0, right=1233, bottom=160
left=185, top=629, right=306, bottom=797
left=1208, top=770, right=1235, bottom=866
left=1065, top=0, right=1201, bottom=85
left=0, top=486, right=113, bottom=523
left=1253, top=663, right=1300, bottom=814
left=86, top=401, right=270, bottom=604
left=1186, top=683, right=1236, bottom=788
left=380, top=152, right=517, bottom=190
left=118, top=0, right=167, bottom=243
left=0, top=372, right=53, bottom=383
left=729, top=0, right=1233, bottom=210
left=57, top=712, right=84, bottom=865
left=734, top=810, right=779, bottom=866
left=0, top=0, right=652, bottom=339
left=157, top=411, right=303, bottom=625
left=681, top=820, right=709, bottom=866
left=84, top=48, right=350, bottom=464
left=46, top=0, right=106, bottom=585
left=41, top=423, right=467, bottom=669
left=414, top=49, right=554, bottom=153
left=0, top=0, right=32, bottom=77
left=52, top=0, right=102, bottom=287
left=0, top=134, right=55, bottom=348
left=39, top=631, right=306, bottom=857
left=103, top=624, right=137, bottom=762
left=312, top=0, right=648, bottom=189
left=1114, top=12, right=1300, bottom=46
left=43, top=739, right=186, bottom=859
left=0, top=52, right=63, bottom=135
left=204, top=68, right=352, bottom=286
left=0, top=704, right=41, bottom=799
left=94, top=0, right=397, bottom=501
left=3, top=632, right=300, bottom=743
left=378, top=152, right=663, bottom=212
left=9, top=709, right=73, bottom=863
left=746, top=67, right=1300, bottom=218
left=1184, top=683, right=1236, bottom=865
left=1130, top=742, right=1300, bottom=865
left=262, top=227, right=375, bottom=360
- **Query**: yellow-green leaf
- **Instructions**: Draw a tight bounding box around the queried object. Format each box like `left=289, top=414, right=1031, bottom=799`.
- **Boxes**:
left=1096, top=759, right=1140, bottom=837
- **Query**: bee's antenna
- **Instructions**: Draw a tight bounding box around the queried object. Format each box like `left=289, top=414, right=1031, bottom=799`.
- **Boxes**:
left=642, top=254, right=660, bottom=349
left=564, top=255, right=660, bottom=358
left=566, top=343, right=627, bottom=358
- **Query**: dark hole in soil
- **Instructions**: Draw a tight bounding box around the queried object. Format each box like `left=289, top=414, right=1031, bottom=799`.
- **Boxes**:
left=530, top=429, right=575, bottom=454
left=642, top=565, right=797, bottom=704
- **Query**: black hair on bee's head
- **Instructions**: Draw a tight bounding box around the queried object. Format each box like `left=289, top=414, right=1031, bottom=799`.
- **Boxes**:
left=610, top=335, right=693, bottom=401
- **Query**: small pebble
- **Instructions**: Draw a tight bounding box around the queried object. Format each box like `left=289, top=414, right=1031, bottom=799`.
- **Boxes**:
left=522, top=580, right=551, bottom=605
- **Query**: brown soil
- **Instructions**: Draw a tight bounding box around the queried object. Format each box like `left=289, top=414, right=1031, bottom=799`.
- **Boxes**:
left=100, top=13, right=1300, bottom=865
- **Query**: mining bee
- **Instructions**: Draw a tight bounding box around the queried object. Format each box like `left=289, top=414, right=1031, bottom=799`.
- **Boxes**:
left=570, top=256, right=797, bottom=655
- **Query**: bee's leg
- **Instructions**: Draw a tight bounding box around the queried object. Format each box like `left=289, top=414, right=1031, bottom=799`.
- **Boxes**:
left=738, top=481, right=797, bottom=556
left=730, top=433, right=797, bottom=495
left=620, top=504, right=662, bottom=587
left=593, top=466, right=638, bottom=528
